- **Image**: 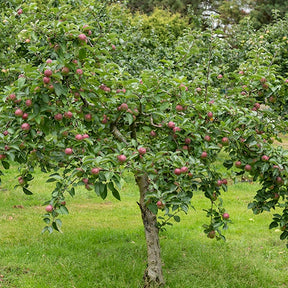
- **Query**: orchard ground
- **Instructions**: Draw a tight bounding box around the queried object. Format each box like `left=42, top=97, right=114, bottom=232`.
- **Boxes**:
left=1, top=150, right=288, bottom=287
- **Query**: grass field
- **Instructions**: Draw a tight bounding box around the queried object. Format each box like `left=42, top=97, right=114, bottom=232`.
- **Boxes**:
left=1, top=164, right=288, bottom=288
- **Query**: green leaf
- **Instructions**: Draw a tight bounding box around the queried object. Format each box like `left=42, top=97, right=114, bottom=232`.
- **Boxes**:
left=58, top=206, right=69, bottom=215
left=174, top=215, right=180, bottom=222
left=2, top=161, right=10, bottom=169
left=23, top=187, right=33, bottom=195
left=94, top=182, right=107, bottom=199
left=108, top=182, right=121, bottom=200
left=68, top=187, right=75, bottom=197
left=79, top=48, right=87, bottom=60
left=269, top=221, right=278, bottom=229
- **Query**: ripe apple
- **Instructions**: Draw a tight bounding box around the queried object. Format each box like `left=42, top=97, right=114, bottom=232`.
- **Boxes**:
left=200, top=151, right=208, bottom=159
left=173, top=127, right=181, bottom=133
left=273, top=193, right=280, bottom=200
left=174, top=168, right=181, bottom=175
left=180, top=166, right=188, bottom=173
left=261, top=155, right=269, bottom=162
left=76, top=68, right=83, bottom=75
left=64, top=111, right=73, bottom=119
left=54, top=113, right=63, bottom=121
left=117, top=154, right=127, bottom=163
left=217, top=74, right=223, bottom=79
left=43, top=77, right=50, bottom=84
left=44, top=69, right=53, bottom=77
left=45, top=204, right=53, bottom=213
left=221, top=137, right=229, bottom=145
left=61, top=67, right=70, bottom=75
left=84, top=113, right=92, bottom=121
left=75, top=134, right=83, bottom=141
left=207, top=111, right=213, bottom=118
left=91, top=168, right=100, bottom=175
left=111, top=44, right=116, bottom=50
left=222, top=179, right=228, bottom=185
left=25, top=99, right=32, bottom=107
left=244, top=164, right=252, bottom=171
left=167, top=121, right=175, bottom=129
left=15, top=109, right=23, bottom=117
left=185, top=138, right=191, bottom=144
left=78, top=34, right=87, bottom=41
left=17, top=8, right=23, bottom=15
left=222, top=213, right=230, bottom=220
left=65, top=148, right=73, bottom=155
left=119, top=103, right=128, bottom=111
left=156, top=200, right=165, bottom=209
left=82, top=134, right=89, bottom=139
left=138, top=147, right=146, bottom=155
left=22, top=113, right=28, bottom=120
left=204, top=135, right=211, bottom=142
left=150, top=131, right=157, bottom=137
left=21, top=123, right=30, bottom=131
left=216, top=180, right=223, bottom=186
left=176, top=104, right=184, bottom=111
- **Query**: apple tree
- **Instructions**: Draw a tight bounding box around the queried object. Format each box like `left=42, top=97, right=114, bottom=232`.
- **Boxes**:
left=1, top=1, right=288, bottom=287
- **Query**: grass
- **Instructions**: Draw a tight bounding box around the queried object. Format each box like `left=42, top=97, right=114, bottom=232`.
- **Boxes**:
left=1, top=166, right=288, bottom=287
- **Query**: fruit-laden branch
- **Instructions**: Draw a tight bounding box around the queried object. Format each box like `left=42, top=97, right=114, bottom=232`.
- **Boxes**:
left=111, top=124, right=129, bottom=145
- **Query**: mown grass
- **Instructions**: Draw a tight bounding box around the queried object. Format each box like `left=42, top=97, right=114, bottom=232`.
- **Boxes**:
left=0, top=165, right=288, bottom=288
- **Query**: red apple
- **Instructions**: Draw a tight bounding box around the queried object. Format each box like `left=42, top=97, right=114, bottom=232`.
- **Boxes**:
left=15, top=109, right=23, bottom=117
left=21, top=123, right=30, bottom=131
left=180, top=166, right=188, bottom=173
left=176, top=105, right=184, bottom=111
left=22, top=113, right=28, bottom=120
left=76, top=68, right=83, bottom=75
left=75, top=134, right=83, bottom=141
left=84, top=113, right=92, bottom=121
left=45, top=204, right=53, bottom=213
left=43, top=77, right=50, bottom=84
left=244, top=164, right=252, bottom=171
left=150, top=131, right=157, bottom=137
left=156, top=200, right=165, bottom=209
left=167, top=121, right=175, bottom=129
left=204, top=135, right=211, bottom=142
left=25, top=99, right=32, bottom=107
left=138, top=147, right=146, bottom=155
left=207, top=111, right=213, bottom=118
left=91, top=168, right=100, bottom=175
left=174, top=168, right=181, bottom=175
left=235, top=161, right=242, bottom=168
left=222, top=213, right=230, bottom=220
left=61, top=67, right=70, bottom=75
left=201, top=151, right=208, bottom=159
left=54, top=113, right=63, bottom=121
left=261, top=155, right=269, bottom=162
left=117, top=154, right=127, bottom=163
left=44, top=69, right=53, bottom=77
left=64, top=111, right=73, bottom=119
left=65, top=148, right=73, bottom=155
left=221, top=137, right=229, bottom=146
left=78, top=34, right=87, bottom=41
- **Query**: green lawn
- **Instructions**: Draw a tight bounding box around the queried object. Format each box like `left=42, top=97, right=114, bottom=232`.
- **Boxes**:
left=0, top=167, right=288, bottom=288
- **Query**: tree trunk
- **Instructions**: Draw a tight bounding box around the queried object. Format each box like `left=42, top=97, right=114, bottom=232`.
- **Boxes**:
left=136, top=173, right=165, bottom=288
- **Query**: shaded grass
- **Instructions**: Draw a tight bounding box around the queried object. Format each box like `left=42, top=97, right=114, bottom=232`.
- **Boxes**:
left=1, top=167, right=288, bottom=287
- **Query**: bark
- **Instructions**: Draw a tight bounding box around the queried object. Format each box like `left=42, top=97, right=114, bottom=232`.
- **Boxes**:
left=136, top=173, right=165, bottom=288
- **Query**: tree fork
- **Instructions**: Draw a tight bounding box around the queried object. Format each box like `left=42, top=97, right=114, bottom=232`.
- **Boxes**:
left=136, top=173, right=165, bottom=288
